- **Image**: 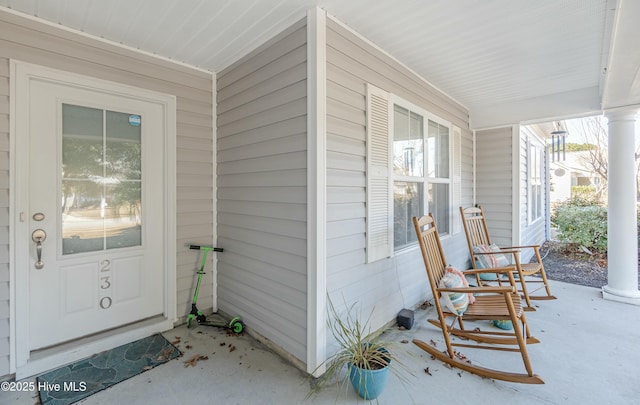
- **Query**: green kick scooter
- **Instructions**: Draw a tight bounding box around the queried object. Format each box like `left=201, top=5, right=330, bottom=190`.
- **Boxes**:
left=186, top=244, right=245, bottom=334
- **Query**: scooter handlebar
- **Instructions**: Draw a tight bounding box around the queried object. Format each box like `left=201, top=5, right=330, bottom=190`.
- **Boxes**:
left=188, top=244, right=224, bottom=252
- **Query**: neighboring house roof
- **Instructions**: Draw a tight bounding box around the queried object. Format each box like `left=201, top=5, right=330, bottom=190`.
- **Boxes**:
left=550, top=151, right=599, bottom=177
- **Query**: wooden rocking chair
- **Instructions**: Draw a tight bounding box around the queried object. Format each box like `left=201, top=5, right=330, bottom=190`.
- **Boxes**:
left=460, top=205, right=556, bottom=311
left=412, top=214, right=544, bottom=384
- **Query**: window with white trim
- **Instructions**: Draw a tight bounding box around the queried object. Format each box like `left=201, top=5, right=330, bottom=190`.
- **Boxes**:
left=528, top=140, right=543, bottom=222
left=392, top=103, right=451, bottom=250
left=366, top=84, right=460, bottom=262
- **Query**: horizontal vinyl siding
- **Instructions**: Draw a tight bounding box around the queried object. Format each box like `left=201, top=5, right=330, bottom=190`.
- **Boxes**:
left=476, top=126, right=513, bottom=246
left=0, top=10, right=214, bottom=378
left=325, top=18, right=473, bottom=332
left=216, top=19, right=307, bottom=364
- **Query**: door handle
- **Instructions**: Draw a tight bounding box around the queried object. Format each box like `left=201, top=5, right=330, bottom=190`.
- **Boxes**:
left=32, top=229, right=47, bottom=269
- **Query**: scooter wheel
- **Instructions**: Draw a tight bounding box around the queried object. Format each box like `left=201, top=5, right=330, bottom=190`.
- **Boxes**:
left=230, top=319, right=244, bottom=334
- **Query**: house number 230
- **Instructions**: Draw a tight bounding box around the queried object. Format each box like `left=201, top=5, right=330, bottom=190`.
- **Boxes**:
left=99, top=259, right=112, bottom=309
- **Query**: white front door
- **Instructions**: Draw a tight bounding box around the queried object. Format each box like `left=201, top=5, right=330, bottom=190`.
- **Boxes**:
left=14, top=64, right=174, bottom=357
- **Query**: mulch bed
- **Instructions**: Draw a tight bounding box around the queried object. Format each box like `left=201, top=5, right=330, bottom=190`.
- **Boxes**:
left=536, top=241, right=640, bottom=289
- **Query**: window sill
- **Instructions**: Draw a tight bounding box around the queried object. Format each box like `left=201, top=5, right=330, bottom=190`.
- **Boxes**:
left=528, top=216, right=543, bottom=227
left=393, top=234, right=451, bottom=256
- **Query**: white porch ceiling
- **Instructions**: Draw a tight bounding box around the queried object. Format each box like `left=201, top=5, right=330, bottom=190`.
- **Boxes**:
left=2, top=0, right=637, bottom=128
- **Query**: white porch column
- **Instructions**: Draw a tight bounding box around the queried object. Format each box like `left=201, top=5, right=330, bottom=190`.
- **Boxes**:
left=603, top=108, right=640, bottom=305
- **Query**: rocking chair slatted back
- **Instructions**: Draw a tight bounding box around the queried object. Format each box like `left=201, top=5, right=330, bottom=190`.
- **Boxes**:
left=460, top=205, right=557, bottom=310
left=460, top=206, right=491, bottom=248
left=415, top=215, right=446, bottom=288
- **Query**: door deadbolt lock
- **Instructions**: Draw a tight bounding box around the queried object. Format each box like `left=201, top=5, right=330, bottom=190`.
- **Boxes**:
left=32, top=229, right=46, bottom=269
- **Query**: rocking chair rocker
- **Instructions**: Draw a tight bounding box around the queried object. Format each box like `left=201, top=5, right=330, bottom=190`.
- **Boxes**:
left=460, top=205, right=556, bottom=311
left=412, top=214, right=544, bottom=384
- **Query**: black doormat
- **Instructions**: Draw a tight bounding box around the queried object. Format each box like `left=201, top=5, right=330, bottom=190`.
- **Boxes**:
left=37, top=333, right=181, bottom=405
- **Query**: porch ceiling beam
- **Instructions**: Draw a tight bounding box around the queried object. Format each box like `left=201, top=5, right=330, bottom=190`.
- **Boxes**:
left=600, top=0, right=640, bottom=110
left=469, top=87, right=601, bottom=130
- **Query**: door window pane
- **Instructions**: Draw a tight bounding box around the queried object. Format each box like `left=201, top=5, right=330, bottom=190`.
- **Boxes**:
left=61, top=180, right=104, bottom=254
left=62, top=104, right=142, bottom=255
left=105, top=111, right=141, bottom=180
left=104, top=183, right=142, bottom=250
left=105, top=111, right=142, bottom=250
left=62, top=105, right=103, bottom=179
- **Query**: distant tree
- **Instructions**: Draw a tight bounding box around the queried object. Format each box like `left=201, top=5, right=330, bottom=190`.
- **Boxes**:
left=574, top=115, right=640, bottom=202
left=566, top=142, right=596, bottom=152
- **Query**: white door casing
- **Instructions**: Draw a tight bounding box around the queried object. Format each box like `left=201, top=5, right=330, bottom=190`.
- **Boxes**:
left=11, top=61, right=177, bottom=374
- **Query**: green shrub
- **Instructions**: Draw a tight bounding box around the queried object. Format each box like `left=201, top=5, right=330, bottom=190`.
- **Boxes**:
left=569, top=185, right=599, bottom=206
left=551, top=199, right=608, bottom=254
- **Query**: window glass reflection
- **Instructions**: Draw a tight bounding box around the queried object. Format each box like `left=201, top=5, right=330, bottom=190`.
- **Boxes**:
left=62, top=104, right=142, bottom=255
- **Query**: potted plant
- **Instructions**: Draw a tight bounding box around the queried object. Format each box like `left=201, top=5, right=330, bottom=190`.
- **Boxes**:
left=308, top=296, right=407, bottom=401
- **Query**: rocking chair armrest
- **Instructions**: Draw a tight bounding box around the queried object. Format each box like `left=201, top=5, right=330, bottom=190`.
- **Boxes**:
left=498, top=245, right=540, bottom=251
left=473, top=248, right=520, bottom=255
left=438, top=286, right=516, bottom=294
left=462, top=266, right=516, bottom=276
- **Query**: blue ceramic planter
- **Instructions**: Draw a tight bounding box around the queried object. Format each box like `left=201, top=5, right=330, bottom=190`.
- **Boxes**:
left=348, top=362, right=390, bottom=400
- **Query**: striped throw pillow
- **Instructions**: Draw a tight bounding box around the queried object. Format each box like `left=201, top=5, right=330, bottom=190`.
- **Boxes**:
left=439, top=267, right=474, bottom=315
left=472, top=244, right=511, bottom=280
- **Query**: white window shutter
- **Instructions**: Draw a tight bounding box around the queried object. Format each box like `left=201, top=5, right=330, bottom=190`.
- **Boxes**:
left=452, top=125, right=462, bottom=234
left=366, top=84, right=392, bottom=263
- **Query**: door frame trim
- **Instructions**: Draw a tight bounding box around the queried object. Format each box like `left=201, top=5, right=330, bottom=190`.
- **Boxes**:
left=9, top=60, right=177, bottom=377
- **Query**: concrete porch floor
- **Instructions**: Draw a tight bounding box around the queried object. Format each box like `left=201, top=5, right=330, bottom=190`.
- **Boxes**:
left=2, top=279, right=639, bottom=404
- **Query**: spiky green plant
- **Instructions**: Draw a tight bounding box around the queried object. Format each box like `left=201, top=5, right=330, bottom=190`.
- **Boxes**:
left=307, top=296, right=409, bottom=400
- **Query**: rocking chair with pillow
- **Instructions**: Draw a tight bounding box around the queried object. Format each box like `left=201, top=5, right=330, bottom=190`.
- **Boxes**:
left=412, top=214, right=543, bottom=384
left=460, top=205, right=556, bottom=311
